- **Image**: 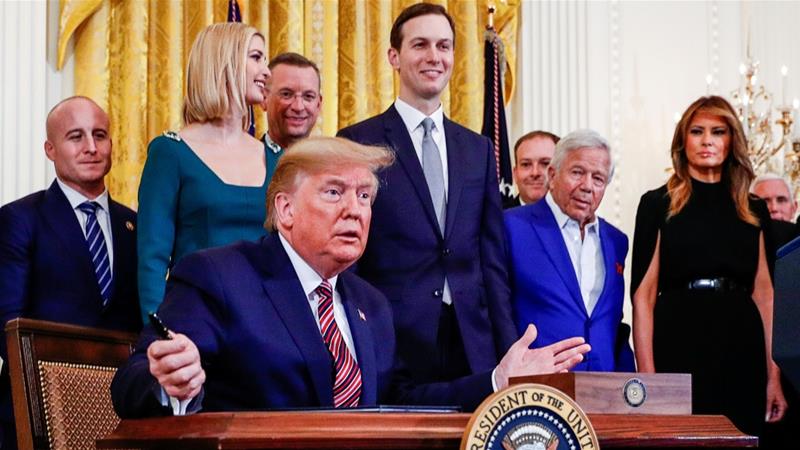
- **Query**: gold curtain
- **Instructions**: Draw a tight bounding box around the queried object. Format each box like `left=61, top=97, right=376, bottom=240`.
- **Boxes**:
left=58, top=0, right=519, bottom=208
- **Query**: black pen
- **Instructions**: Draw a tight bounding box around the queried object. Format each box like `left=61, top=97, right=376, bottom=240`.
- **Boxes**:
left=148, top=312, right=173, bottom=340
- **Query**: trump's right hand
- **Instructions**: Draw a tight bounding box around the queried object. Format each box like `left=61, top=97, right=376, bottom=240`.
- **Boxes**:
left=147, top=333, right=205, bottom=401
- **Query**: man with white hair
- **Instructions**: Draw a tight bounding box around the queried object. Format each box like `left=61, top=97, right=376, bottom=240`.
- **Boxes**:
left=751, top=173, right=797, bottom=223
left=504, top=129, right=634, bottom=371
left=751, top=173, right=799, bottom=249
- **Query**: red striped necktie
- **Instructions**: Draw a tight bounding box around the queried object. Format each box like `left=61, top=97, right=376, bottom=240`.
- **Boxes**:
left=315, top=280, right=362, bottom=408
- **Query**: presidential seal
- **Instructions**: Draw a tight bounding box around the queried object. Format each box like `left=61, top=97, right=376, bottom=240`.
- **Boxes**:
left=461, top=383, right=599, bottom=450
left=623, top=378, right=646, bottom=408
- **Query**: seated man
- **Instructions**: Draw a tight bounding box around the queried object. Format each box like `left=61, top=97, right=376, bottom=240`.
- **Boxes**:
left=505, top=129, right=634, bottom=372
left=504, top=131, right=559, bottom=209
left=111, top=137, right=590, bottom=417
left=0, top=96, right=140, bottom=448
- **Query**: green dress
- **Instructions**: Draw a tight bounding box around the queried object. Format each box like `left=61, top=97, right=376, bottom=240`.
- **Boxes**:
left=136, top=132, right=281, bottom=321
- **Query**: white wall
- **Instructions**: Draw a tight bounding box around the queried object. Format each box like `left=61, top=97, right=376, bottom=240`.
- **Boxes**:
left=0, top=0, right=71, bottom=206
left=509, top=0, right=800, bottom=324
left=511, top=0, right=800, bottom=232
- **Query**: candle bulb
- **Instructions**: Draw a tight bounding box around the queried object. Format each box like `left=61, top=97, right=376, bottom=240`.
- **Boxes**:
left=706, top=74, right=713, bottom=95
left=782, top=66, right=789, bottom=105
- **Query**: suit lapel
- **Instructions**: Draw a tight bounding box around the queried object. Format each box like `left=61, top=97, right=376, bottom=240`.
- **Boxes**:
left=39, top=181, right=99, bottom=296
left=338, top=276, right=376, bottom=405
left=442, top=117, right=464, bottom=240
left=256, top=236, right=334, bottom=407
left=382, top=106, right=442, bottom=237
left=528, top=201, right=587, bottom=315
left=108, top=200, right=134, bottom=300
left=596, top=220, right=615, bottom=311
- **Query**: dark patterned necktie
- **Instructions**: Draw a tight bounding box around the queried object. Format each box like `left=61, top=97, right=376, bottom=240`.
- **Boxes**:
left=315, top=280, right=361, bottom=407
left=77, top=201, right=112, bottom=307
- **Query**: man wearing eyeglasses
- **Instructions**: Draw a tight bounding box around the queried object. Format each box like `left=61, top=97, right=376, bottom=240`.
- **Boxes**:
left=261, top=52, right=322, bottom=181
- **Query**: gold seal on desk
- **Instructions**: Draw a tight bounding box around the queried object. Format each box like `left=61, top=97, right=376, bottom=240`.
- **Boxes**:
left=461, top=383, right=598, bottom=450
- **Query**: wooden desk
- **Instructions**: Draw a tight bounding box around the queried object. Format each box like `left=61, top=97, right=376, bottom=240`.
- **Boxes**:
left=97, top=411, right=757, bottom=449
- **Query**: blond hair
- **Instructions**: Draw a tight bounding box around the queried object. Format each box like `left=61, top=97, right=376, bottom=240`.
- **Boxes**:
left=265, top=137, right=395, bottom=230
left=667, top=95, right=757, bottom=225
left=183, top=22, right=261, bottom=128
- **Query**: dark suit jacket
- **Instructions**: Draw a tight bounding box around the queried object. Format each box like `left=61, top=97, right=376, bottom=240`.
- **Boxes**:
left=338, top=105, right=515, bottom=386
left=0, top=180, right=141, bottom=350
left=111, top=234, right=492, bottom=417
left=0, top=180, right=141, bottom=443
left=502, top=195, right=521, bottom=210
left=505, top=200, right=635, bottom=371
left=769, top=219, right=800, bottom=250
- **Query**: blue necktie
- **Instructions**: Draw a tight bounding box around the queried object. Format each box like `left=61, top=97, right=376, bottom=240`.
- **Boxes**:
left=78, top=201, right=112, bottom=307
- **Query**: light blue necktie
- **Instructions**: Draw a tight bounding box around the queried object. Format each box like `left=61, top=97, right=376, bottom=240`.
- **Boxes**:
left=421, top=118, right=446, bottom=232
left=78, top=201, right=112, bottom=307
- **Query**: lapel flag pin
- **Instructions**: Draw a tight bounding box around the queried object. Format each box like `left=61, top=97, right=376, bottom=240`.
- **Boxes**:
left=125, top=221, right=135, bottom=231
left=358, top=309, right=366, bottom=321
left=615, top=262, right=624, bottom=275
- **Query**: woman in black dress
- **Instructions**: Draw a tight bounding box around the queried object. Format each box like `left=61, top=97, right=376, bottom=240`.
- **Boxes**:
left=631, top=96, right=786, bottom=435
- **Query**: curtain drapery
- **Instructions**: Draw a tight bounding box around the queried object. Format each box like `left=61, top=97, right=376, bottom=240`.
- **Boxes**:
left=58, top=0, right=518, bottom=208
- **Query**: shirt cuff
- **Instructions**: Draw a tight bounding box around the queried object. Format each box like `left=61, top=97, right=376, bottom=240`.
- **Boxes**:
left=491, top=367, right=499, bottom=392
left=158, top=387, right=201, bottom=415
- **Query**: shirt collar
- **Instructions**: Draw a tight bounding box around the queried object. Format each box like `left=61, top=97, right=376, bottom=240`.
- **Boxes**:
left=56, top=178, right=110, bottom=213
left=262, top=132, right=284, bottom=154
left=394, top=98, right=444, bottom=136
left=278, top=232, right=339, bottom=298
left=544, top=192, right=600, bottom=233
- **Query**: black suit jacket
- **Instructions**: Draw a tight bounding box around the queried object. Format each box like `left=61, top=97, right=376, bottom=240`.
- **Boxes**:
left=502, top=195, right=521, bottom=210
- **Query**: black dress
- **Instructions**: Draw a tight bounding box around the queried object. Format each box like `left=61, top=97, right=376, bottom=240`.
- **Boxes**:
left=631, top=178, right=772, bottom=436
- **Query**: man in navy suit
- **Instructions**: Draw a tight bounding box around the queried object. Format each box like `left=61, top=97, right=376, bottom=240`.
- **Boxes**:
left=338, top=2, right=519, bottom=399
left=505, top=129, right=635, bottom=372
left=111, top=137, right=590, bottom=417
left=112, top=137, right=398, bottom=415
left=0, top=96, right=140, bottom=448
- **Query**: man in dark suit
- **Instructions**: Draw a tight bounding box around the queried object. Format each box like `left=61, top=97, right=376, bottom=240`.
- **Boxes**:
left=338, top=3, right=563, bottom=399
left=751, top=173, right=799, bottom=249
left=112, top=138, right=397, bottom=416
left=505, top=130, right=634, bottom=372
left=111, top=137, right=590, bottom=417
left=504, top=131, right=559, bottom=209
left=0, top=96, right=140, bottom=448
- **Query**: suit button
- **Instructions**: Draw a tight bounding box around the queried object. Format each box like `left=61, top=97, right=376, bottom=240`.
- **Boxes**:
left=442, top=248, right=451, bottom=256
left=433, top=289, right=443, bottom=297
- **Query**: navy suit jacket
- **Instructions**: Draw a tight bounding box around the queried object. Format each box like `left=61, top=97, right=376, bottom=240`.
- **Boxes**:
left=111, top=234, right=493, bottom=418
left=504, top=200, right=635, bottom=371
left=0, top=180, right=141, bottom=439
left=0, top=180, right=141, bottom=350
left=338, top=105, right=515, bottom=385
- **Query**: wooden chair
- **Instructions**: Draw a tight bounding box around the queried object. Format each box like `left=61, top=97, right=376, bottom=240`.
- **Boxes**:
left=5, top=318, right=137, bottom=450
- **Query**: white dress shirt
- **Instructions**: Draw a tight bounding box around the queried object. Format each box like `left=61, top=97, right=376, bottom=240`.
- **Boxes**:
left=544, top=193, right=605, bottom=316
left=393, top=98, right=449, bottom=196
left=279, top=233, right=358, bottom=361
left=57, top=178, right=114, bottom=272
left=393, top=99, right=453, bottom=306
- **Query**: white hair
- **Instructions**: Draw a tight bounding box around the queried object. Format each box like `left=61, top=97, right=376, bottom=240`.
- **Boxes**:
left=750, top=172, right=793, bottom=196
left=549, top=129, right=615, bottom=183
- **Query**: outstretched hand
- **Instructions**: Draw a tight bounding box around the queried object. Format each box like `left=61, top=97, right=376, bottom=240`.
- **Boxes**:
left=494, top=324, right=591, bottom=390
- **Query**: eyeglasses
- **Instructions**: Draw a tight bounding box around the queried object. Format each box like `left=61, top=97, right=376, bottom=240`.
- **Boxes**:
left=275, top=90, right=319, bottom=104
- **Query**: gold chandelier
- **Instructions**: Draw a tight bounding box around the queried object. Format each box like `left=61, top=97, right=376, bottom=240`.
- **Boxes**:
left=729, top=57, right=800, bottom=188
